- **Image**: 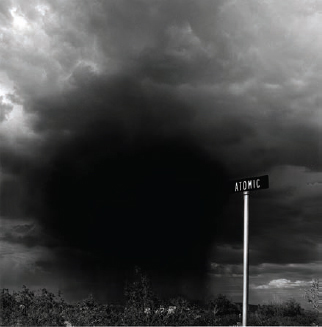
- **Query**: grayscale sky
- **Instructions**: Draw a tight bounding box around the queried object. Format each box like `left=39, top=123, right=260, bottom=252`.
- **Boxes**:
left=0, top=0, right=321, bottom=307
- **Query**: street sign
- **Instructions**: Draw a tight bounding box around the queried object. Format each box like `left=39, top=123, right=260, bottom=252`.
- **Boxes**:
left=228, top=174, right=269, bottom=326
left=229, top=175, right=269, bottom=194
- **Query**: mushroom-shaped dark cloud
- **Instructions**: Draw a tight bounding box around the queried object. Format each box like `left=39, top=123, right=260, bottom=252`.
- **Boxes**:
left=15, top=72, right=229, bottom=300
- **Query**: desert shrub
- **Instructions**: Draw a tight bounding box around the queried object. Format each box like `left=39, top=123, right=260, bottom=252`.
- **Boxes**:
left=206, top=294, right=240, bottom=325
left=249, top=312, right=318, bottom=326
left=25, top=288, right=66, bottom=326
left=208, top=293, right=240, bottom=316
left=281, top=298, right=303, bottom=316
left=304, top=278, right=319, bottom=311
left=1, top=282, right=318, bottom=326
left=159, top=297, right=197, bottom=326
left=256, top=302, right=282, bottom=317
left=0, top=289, right=17, bottom=326
left=122, top=269, right=219, bottom=326
left=122, top=268, right=158, bottom=325
left=0, top=286, right=66, bottom=326
left=62, top=294, right=122, bottom=326
left=248, top=299, right=318, bottom=326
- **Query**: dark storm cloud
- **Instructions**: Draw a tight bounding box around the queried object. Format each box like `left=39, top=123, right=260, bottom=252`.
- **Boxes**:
left=2, top=0, right=321, bottom=175
left=1, top=0, right=232, bottom=296
left=1, top=223, right=40, bottom=248
left=250, top=262, right=321, bottom=278
left=16, top=69, right=230, bottom=299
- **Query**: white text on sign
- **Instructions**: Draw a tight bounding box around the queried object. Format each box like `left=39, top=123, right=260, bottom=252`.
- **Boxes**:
left=235, top=179, right=261, bottom=192
left=229, top=175, right=269, bottom=193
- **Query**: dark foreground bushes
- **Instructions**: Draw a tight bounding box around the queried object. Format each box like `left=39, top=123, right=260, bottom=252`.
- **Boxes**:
left=247, top=299, right=318, bottom=326
left=0, top=286, right=66, bottom=326
left=0, top=273, right=318, bottom=326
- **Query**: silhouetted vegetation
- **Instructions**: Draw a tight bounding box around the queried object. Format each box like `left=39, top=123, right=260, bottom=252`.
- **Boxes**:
left=304, top=278, right=319, bottom=311
left=0, top=271, right=318, bottom=326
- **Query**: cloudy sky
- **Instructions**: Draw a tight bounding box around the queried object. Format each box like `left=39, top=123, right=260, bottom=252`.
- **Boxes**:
left=1, top=0, right=321, bottom=307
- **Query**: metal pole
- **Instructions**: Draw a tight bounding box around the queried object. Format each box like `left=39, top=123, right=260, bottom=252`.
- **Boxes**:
left=318, top=278, right=321, bottom=325
left=242, top=191, right=249, bottom=327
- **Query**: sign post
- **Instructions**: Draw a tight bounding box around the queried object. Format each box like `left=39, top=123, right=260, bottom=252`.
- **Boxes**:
left=229, top=175, right=269, bottom=326
left=242, top=191, right=249, bottom=327
left=318, top=279, right=321, bottom=325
